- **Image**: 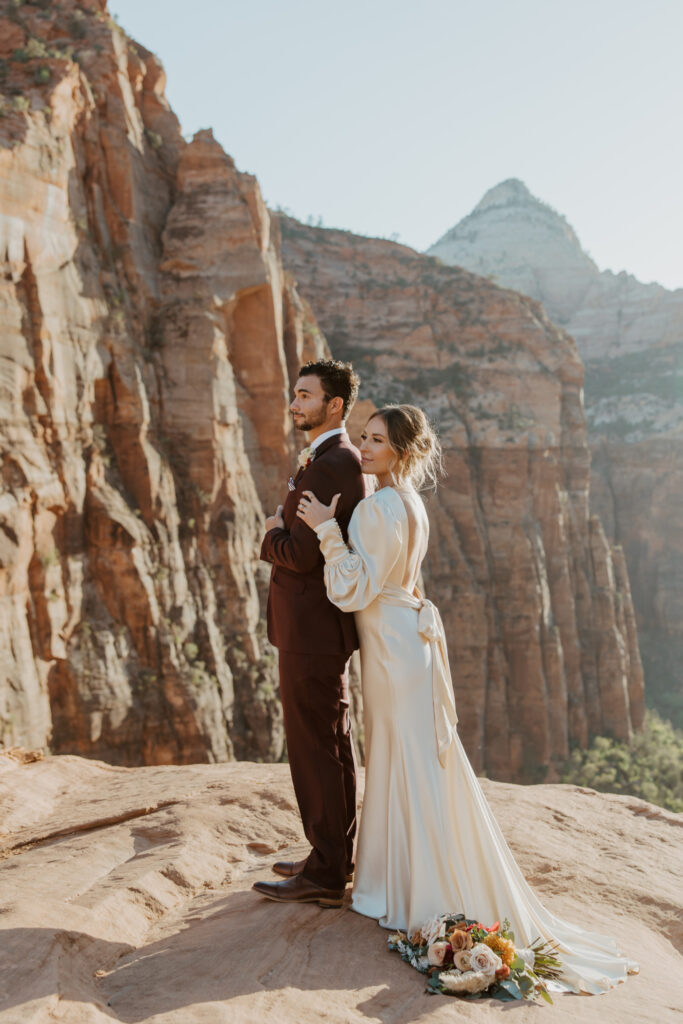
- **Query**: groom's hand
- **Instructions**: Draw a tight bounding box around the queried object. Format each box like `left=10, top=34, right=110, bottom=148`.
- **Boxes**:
left=265, top=504, right=285, bottom=532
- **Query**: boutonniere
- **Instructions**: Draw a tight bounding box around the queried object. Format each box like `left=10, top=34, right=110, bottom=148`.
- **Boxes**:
left=297, top=445, right=316, bottom=470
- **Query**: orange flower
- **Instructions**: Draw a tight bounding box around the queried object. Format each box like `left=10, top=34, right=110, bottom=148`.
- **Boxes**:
left=447, top=928, right=473, bottom=952
left=495, top=964, right=511, bottom=981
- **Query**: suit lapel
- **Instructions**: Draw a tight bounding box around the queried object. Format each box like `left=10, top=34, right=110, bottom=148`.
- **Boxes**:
left=309, top=433, right=344, bottom=460
left=283, top=435, right=344, bottom=528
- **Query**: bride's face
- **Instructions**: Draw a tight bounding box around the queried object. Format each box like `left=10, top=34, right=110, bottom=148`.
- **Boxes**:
left=359, top=416, right=397, bottom=478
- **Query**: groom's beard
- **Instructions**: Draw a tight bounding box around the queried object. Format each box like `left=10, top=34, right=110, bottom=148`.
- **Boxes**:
left=293, top=401, right=328, bottom=433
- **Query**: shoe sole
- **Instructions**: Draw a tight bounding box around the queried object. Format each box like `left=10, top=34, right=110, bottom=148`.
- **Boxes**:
left=273, top=868, right=354, bottom=884
left=255, top=889, right=343, bottom=909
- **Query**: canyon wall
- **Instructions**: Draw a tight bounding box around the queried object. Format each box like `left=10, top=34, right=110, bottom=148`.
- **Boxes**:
left=280, top=217, right=645, bottom=779
left=0, top=3, right=645, bottom=779
left=430, top=179, right=683, bottom=726
left=0, top=0, right=327, bottom=764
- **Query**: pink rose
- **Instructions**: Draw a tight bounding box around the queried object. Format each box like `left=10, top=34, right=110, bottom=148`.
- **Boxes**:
left=469, top=943, right=502, bottom=974
left=453, top=950, right=472, bottom=971
left=427, top=941, right=451, bottom=967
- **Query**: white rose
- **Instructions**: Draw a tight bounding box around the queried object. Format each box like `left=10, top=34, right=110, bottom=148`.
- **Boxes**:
left=516, top=947, right=535, bottom=969
left=469, top=943, right=503, bottom=974
left=440, top=968, right=496, bottom=994
left=452, top=950, right=472, bottom=972
left=427, top=941, right=450, bottom=967
left=297, top=446, right=314, bottom=469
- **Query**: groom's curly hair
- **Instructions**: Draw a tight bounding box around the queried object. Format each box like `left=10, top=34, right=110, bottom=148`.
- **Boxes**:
left=298, top=359, right=360, bottom=419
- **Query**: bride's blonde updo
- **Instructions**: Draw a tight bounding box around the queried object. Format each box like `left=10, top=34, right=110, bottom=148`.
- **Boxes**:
left=372, top=404, right=443, bottom=490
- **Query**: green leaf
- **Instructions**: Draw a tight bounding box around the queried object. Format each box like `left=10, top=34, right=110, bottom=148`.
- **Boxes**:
left=499, top=979, right=523, bottom=1000
left=510, top=956, right=525, bottom=970
left=491, top=987, right=517, bottom=1002
left=519, top=975, right=534, bottom=993
left=539, top=987, right=554, bottom=1005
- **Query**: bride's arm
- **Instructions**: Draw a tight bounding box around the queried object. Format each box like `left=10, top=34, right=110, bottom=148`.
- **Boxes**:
left=297, top=491, right=402, bottom=612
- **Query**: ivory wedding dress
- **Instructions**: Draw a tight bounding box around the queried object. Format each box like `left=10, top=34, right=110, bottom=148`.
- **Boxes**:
left=313, top=485, right=638, bottom=995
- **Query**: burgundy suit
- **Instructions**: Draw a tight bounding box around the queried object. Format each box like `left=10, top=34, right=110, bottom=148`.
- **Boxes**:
left=260, top=432, right=368, bottom=889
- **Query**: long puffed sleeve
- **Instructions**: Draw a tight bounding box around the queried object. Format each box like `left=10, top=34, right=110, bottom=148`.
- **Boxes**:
left=313, top=492, right=403, bottom=612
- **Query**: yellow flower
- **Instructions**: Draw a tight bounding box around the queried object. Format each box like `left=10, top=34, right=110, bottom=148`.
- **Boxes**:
left=484, top=933, right=516, bottom=967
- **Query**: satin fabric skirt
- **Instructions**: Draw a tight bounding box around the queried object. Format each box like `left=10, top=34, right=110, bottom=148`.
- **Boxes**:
left=350, top=598, right=638, bottom=995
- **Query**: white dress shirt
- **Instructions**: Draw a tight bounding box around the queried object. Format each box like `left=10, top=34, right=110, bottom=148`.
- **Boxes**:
left=310, top=427, right=346, bottom=452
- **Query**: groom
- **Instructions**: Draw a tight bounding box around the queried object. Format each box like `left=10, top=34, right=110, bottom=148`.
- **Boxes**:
left=253, top=359, right=367, bottom=908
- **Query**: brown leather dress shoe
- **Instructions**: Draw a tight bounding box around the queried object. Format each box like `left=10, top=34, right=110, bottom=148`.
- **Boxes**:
left=252, top=874, right=345, bottom=908
left=273, top=858, right=354, bottom=884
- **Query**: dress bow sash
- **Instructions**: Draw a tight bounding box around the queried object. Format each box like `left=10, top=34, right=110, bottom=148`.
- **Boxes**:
left=378, top=582, right=458, bottom=767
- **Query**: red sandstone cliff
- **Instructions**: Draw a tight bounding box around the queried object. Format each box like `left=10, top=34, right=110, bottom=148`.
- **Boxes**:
left=430, top=179, right=683, bottom=727
left=280, top=217, right=645, bottom=780
left=0, top=1, right=644, bottom=780
left=0, top=0, right=326, bottom=763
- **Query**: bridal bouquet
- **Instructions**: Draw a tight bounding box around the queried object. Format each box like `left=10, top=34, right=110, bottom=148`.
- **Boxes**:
left=388, top=913, right=562, bottom=1004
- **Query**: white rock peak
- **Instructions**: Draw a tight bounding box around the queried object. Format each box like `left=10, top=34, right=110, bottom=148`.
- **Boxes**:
left=472, top=177, right=536, bottom=213
left=427, top=179, right=682, bottom=354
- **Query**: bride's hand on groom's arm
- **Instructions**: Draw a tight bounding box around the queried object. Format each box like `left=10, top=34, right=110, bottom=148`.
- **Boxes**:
left=297, top=491, right=340, bottom=530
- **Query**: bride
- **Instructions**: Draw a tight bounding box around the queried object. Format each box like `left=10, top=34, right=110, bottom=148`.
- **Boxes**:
left=296, top=403, right=637, bottom=996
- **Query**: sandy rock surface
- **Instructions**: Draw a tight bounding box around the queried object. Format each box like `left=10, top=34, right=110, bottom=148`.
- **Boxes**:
left=1, top=753, right=681, bottom=1023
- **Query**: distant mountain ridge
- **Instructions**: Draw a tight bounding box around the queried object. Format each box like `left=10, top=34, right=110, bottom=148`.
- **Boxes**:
left=429, top=180, right=683, bottom=729
left=430, top=178, right=598, bottom=326
left=429, top=178, right=683, bottom=443
left=429, top=178, right=682, bottom=369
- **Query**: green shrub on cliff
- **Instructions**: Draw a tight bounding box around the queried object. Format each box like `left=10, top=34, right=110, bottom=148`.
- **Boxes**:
left=561, top=710, right=683, bottom=813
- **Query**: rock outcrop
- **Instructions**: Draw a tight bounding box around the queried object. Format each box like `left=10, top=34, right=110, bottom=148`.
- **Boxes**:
left=429, top=178, right=599, bottom=326
left=1, top=751, right=679, bottom=1023
left=428, top=179, right=683, bottom=364
left=0, top=5, right=647, bottom=777
left=430, top=180, right=683, bottom=725
left=0, top=0, right=327, bottom=763
left=280, top=218, right=644, bottom=780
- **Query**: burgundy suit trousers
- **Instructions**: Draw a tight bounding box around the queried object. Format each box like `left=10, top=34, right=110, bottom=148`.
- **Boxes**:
left=278, top=650, right=357, bottom=890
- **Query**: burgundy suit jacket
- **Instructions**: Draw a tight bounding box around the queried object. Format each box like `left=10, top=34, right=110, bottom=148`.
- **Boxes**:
left=260, top=433, right=368, bottom=656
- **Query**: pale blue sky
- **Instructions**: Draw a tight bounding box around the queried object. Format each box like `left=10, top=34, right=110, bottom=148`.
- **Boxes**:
left=109, top=0, right=682, bottom=289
